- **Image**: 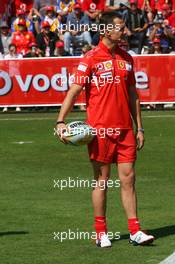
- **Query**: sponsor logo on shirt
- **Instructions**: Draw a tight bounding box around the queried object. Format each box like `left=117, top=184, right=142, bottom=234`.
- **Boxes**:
left=117, top=60, right=132, bottom=71
left=99, top=71, right=113, bottom=78
left=104, top=60, right=113, bottom=70
left=78, top=63, right=88, bottom=72
left=117, top=60, right=126, bottom=70
left=95, top=60, right=113, bottom=72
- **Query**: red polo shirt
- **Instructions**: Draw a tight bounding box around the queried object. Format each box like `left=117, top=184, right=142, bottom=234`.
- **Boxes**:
left=73, top=41, right=136, bottom=130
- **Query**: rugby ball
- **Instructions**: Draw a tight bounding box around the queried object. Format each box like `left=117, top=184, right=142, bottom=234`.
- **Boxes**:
left=63, top=121, right=95, bottom=146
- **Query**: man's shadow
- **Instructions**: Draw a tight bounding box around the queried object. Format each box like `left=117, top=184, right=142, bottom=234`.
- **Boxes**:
left=0, top=231, right=29, bottom=237
left=111, top=225, right=175, bottom=243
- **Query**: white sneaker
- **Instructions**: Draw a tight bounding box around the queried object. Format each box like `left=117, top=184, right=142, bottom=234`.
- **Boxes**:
left=96, top=234, right=112, bottom=248
left=129, top=231, right=154, bottom=246
left=3, top=107, right=8, bottom=112
left=16, top=107, right=21, bottom=112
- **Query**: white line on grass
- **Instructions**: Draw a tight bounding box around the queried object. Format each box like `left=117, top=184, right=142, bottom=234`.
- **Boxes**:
left=143, top=115, right=175, bottom=118
left=0, top=115, right=174, bottom=122
left=12, top=141, right=34, bottom=144
left=159, top=251, right=175, bottom=264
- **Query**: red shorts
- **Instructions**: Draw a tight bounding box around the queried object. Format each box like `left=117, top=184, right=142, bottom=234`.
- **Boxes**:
left=88, top=129, right=136, bottom=164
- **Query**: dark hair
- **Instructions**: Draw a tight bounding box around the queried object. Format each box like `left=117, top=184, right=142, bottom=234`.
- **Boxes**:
left=100, top=11, right=123, bottom=28
left=9, top=43, right=16, bottom=49
left=99, top=11, right=123, bottom=35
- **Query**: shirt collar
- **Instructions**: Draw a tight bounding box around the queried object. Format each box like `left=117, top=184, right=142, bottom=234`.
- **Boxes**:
left=98, top=41, right=120, bottom=56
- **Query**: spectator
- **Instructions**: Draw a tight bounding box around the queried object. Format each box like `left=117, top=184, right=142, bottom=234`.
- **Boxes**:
left=155, top=0, right=169, bottom=12
left=3, top=44, right=22, bottom=112
left=14, top=0, right=33, bottom=11
left=36, top=21, right=58, bottom=56
left=123, top=0, right=148, bottom=53
left=0, top=21, right=12, bottom=55
left=149, top=13, right=174, bottom=52
left=82, top=43, right=92, bottom=54
left=91, top=31, right=100, bottom=46
left=49, top=11, right=64, bottom=38
left=11, top=18, right=35, bottom=56
left=4, top=43, right=23, bottom=59
left=27, top=8, right=42, bottom=35
left=64, top=3, right=91, bottom=54
left=105, top=0, right=121, bottom=11
left=82, top=0, right=105, bottom=20
left=24, top=42, right=43, bottom=57
left=33, top=0, right=58, bottom=17
left=57, top=0, right=77, bottom=17
left=43, top=6, right=57, bottom=26
left=105, top=0, right=130, bottom=16
left=11, top=9, right=34, bottom=33
left=119, top=38, right=137, bottom=54
left=54, top=40, right=71, bottom=56
left=149, top=38, right=163, bottom=53
left=162, top=4, right=175, bottom=34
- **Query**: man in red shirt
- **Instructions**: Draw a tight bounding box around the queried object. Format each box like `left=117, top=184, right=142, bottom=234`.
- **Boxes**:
left=56, top=11, right=154, bottom=247
left=11, top=18, right=35, bottom=55
left=82, top=0, right=105, bottom=21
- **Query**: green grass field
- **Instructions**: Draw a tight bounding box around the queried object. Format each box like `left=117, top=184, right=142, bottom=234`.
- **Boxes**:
left=0, top=110, right=174, bottom=264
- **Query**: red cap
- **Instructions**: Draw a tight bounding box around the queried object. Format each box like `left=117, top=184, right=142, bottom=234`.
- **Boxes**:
left=73, top=3, right=81, bottom=9
left=45, top=6, right=55, bottom=12
left=130, top=0, right=137, bottom=4
left=41, top=21, right=50, bottom=28
left=56, top=41, right=64, bottom=48
left=17, top=9, right=25, bottom=15
left=162, top=4, right=170, bottom=10
left=153, top=38, right=160, bottom=43
left=29, top=42, right=37, bottom=48
left=17, top=18, right=26, bottom=26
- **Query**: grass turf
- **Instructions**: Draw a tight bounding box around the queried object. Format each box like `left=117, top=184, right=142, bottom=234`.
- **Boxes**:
left=0, top=110, right=174, bottom=264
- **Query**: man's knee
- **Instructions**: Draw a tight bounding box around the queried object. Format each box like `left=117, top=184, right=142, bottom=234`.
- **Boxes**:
left=82, top=31, right=92, bottom=44
left=64, top=32, right=71, bottom=41
left=91, top=161, right=110, bottom=184
left=120, top=169, right=135, bottom=188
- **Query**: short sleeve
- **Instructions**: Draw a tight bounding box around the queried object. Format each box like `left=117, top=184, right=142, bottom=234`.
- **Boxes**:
left=73, top=55, right=92, bottom=86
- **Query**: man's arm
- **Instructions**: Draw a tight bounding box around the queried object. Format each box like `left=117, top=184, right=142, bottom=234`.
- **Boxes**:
left=57, top=84, right=83, bottom=122
left=128, top=85, right=144, bottom=150
left=56, top=84, right=83, bottom=142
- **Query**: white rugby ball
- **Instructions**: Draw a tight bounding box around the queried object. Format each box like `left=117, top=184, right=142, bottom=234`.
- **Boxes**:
left=63, top=121, right=95, bottom=146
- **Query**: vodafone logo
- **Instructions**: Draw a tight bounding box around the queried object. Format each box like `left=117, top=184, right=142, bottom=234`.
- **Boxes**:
left=0, top=68, right=68, bottom=96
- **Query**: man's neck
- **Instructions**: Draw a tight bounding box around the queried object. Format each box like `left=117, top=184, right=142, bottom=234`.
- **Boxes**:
left=102, top=37, right=118, bottom=52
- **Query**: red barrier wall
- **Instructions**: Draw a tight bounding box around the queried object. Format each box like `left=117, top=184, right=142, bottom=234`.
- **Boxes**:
left=0, top=55, right=175, bottom=106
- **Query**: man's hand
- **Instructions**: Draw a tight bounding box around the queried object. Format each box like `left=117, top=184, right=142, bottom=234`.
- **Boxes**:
left=136, top=131, right=144, bottom=150
left=71, top=30, right=78, bottom=36
left=55, top=123, right=69, bottom=144
left=133, top=27, right=142, bottom=32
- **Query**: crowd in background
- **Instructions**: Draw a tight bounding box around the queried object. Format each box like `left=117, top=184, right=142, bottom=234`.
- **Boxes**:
left=0, top=0, right=175, bottom=59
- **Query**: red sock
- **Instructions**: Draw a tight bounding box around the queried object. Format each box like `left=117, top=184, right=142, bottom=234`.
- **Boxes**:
left=94, top=216, right=107, bottom=239
left=128, top=218, right=141, bottom=235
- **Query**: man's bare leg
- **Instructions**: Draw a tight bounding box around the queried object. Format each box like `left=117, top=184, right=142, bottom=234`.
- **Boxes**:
left=118, top=162, right=137, bottom=219
left=91, top=161, right=112, bottom=247
left=118, top=162, right=154, bottom=244
left=91, top=161, right=110, bottom=216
